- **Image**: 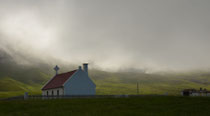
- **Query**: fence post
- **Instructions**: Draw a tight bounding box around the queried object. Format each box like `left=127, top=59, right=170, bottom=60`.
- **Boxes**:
left=24, top=92, right=28, bottom=100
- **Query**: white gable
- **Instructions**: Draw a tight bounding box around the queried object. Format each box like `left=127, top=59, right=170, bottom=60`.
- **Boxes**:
left=63, top=68, right=96, bottom=95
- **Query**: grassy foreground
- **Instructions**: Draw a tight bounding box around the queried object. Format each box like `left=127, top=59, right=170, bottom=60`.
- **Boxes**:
left=0, top=96, right=210, bottom=116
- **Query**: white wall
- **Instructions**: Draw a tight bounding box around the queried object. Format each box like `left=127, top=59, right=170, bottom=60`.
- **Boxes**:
left=190, top=92, right=210, bottom=97
left=42, top=88, right=64, bottom=96
left=182, top=91, right=210, bottom=97
left=64, top=69, right=96, bottom=95
left=191, top=92, right=200, bottom=96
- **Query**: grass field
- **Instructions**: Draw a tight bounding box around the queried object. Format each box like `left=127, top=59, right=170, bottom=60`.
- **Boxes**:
left=1, top=70, right=210, bottom=98
left=1, top=66, right=210, bottom=98
left=0, top=96, right=210, bottom=116
left=1, top=52, right=210, bottom=98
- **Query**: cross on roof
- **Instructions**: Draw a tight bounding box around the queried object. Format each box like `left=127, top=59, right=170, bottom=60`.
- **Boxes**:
left=54, top=65, right=60, bottom=75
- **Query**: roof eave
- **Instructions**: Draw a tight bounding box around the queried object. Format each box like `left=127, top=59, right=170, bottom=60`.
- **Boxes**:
left=41, top=75, right=57, bottom=90
left=42, top=86, right=64, bottom=90
left=62, top=70, right=78, bottom=87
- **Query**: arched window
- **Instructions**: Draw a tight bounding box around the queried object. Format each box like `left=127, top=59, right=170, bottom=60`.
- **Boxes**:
left=57, top=90, right=59, bottom=96
left=52, top=91, right=54, bottom=96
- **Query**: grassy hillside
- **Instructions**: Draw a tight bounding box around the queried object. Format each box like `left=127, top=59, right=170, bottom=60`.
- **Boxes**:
left=90, top=70, right=210, bottom=95
left=0, top=50, right=210, bottom=98
left=1, top=41, right=210, bottom=98
left=1, top=68, right=210, bottom=98
left=1, top=96, right=210, bottom=116
left=0, top=62, right=52, bottom=98
left=0, top=77, right=29, bottom=91
left=0, top=77, right=43, bottom=98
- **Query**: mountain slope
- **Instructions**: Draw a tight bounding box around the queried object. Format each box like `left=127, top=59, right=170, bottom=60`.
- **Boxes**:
left=0, top=48, right=210, bottom=97
left=1, top=69, right=210, bottom=98
left=0, top=77, right=43, bottom=98
left=0, top=77, right=29, bottom=91
left=90, top=70, right=210, bottom=95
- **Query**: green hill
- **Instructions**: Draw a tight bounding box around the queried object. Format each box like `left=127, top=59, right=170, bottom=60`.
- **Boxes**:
left=0, top=49, right=210, bottom=98
left=91, top=70, right=210, bottom=95
left=1, top=66, right=210, bottom=98
left=0, top=77, right=29, bottom=91
left=0, top=77, right=43, bottom=98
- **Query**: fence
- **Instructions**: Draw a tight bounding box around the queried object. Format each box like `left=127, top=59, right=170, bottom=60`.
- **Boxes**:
left=2, top=94, right=167, bottom=100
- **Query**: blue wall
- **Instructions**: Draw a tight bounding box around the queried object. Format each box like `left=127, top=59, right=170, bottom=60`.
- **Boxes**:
left=64, top=69, right=96, bottom=95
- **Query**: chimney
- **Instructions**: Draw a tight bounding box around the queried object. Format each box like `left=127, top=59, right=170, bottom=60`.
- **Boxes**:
left=78, top=66, right=82, bottom=70
left=83, top=63, right=88, bottom=75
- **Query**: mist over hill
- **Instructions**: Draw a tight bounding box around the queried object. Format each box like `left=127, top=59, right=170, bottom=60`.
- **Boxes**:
left=0, top=48, right=210, bottom=98
left=1, top=0, right=210, bottom=72
left=1, top=0, right=210, bottom=99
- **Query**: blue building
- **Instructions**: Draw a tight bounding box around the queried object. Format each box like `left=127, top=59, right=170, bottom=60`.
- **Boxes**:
left=42, top=63, right=96, bottom=96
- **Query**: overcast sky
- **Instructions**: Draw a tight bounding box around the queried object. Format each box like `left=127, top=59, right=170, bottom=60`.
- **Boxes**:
left=0, top=0, right=210, bottom=72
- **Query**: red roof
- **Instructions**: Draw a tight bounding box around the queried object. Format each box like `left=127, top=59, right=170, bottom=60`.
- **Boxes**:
left=42, top=70, right=77, bottom=90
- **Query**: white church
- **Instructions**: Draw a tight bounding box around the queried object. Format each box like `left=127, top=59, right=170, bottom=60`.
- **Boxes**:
left=42, top=63, right=96, bottom=96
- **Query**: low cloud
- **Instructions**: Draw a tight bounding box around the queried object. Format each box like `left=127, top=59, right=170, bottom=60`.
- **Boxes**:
left=0, top=0, right=210, bottom=72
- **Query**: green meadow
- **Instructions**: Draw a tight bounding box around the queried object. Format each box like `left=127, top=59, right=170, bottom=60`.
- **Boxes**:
left=1, top=60, right=210, bottom=98
left=1, top=96, right=210, bottom=116
left=1, top=68, right=210, bottom=98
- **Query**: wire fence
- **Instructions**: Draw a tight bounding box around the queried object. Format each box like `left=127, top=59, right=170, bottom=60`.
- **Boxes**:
left=2, top=94, right=168, bottom=100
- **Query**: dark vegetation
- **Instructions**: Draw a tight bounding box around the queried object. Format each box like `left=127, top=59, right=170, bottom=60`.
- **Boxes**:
left=0, top=96, right=210, bottom=116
